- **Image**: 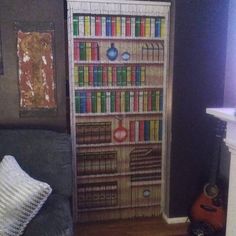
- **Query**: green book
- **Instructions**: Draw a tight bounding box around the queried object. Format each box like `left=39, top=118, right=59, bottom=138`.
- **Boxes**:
left=110, top=91, right=115, bottom=112
left=75, top=91, right=80, bottom=113
left=97, top=66, right=102, bottom=86
left=79, top=42, right=86, bottom=61
left=91, top=92, right=97, bottom=113
left=78, top=66, right=84, bottom=86
left=73, top=15, right=79, bottom=36
left=74, top=65, right=79, bottom=85
left=117, top=67, right=122, bottom=86
left=122, top=66, right=127, bottom=86
left=125, top=91, right=130, bottom=112
left=135, top=16, right=141, bottom=37
left=101, top=92, right=106, bottom=113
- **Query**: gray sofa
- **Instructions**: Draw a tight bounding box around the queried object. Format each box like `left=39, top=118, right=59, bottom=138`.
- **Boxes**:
left=0, top=129, right=73, bottom=236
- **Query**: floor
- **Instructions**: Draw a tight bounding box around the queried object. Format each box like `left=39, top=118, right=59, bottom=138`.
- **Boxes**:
left=75, top=217, right=189, bottom=236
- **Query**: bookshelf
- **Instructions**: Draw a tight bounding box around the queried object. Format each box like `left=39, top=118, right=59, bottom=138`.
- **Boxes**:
left=67, top=0, right=170, bottom=222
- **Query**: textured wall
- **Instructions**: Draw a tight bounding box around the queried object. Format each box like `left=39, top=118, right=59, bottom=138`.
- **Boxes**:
left=0, top=0, right=67, bottom=131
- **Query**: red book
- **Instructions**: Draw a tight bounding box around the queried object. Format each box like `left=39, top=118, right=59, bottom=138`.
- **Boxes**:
left=129, top=121, right=135, bottom=142
left=95, top=16, right=102, bottom=36
left=86, top=91, right=92, bottom=113
left=125, top=17, right=131, bottom=36
left=112, top=66, right=117, bottom=86
left=115, top=91, right=121, bottom=112
left=111, top=16, right=116, bottom=36
left=139, top=120, right=144, bottom=141
left=88, top=65, right=93, bottom=86
left=140, top=17, right=145, bottom=37
left=102, top=65, right=108, bottom=86
left=131, top=66, right=136, bottom=86
left=91, top=42, right=98, bottom=61
left=148, top=90, right=152, bottom=111
left=134, top=91, right=139, bottom=112
left=74, top=40, right=79, bottom=61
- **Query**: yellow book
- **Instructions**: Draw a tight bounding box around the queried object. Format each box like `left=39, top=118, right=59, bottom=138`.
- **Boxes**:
left=84, top=66, right=89, bottom=86
left=141, top=66, right=146, bottom=85
left=120, top=91, right=125, bottom=112
left=154, top=120, right=159, bottom=142
left=84, top=16, right=91, bottom=36
left=74, top=65, right=78, bottom=85
left=107, top=66, right=112, bottom=86
left=145, top=17, right=151, bottom=37
left=86, top=42, right=91, bottom=61
left=127, top=66, right=131, bottom=86
left=161, top=18, right=165, bottom=38
left=96, top=92, right=101, bottom=113
left=116, top=16, right=121, bottom=36
left=150, top=120, right=155, bottom=141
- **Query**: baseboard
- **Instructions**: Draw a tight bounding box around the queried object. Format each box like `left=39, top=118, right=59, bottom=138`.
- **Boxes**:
left=162, top=213, right=189, bottom=224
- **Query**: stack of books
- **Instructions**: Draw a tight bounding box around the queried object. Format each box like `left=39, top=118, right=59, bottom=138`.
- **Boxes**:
left=74, top=41, right=99, bottom=61
left=73, top=14, right=166, bottom=38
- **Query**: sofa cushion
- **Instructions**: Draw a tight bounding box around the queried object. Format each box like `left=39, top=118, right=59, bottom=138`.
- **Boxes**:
left=23, top=194, right=73, bottom=236
left=0, top=155, right=52, bottom=236
left=0, top=129, right=72, bottom=197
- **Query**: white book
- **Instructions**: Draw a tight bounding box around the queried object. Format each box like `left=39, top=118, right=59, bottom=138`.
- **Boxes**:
left=102, top=16, right=106, bottom=37
left=135, top=120, right=139, bottom=142
left=131, top=17, right=135, bottom=38
left=129, top=91, right=134, bottom=112
left=90, top=16, right=95, bottom=36
left=121, top=17, right=126, bottom=37
left=78, top=15, right=84, bottom=36
left=106, top=91, right=111, bottom=113
left=151, top=18, right=155, bottom=38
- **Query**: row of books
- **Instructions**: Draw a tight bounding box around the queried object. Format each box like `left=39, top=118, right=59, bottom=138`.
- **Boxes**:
left=74, top=41, right=99, bottom=61
left=75, top=90, right=163, bottom=114
left=73, top=15, right=165, bottom=38
left=74, top=65, right=146, bottom=87
left=78, top=182, right=118, bottom=209
left=129, top=120, right=162, bottom=142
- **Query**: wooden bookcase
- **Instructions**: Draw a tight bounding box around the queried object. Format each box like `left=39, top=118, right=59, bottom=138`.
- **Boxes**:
left=67, top=0, right=171, bottom=222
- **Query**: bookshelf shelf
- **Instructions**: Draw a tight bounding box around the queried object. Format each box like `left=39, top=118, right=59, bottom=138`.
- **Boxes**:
left=68, top=0, right=170, bottom=222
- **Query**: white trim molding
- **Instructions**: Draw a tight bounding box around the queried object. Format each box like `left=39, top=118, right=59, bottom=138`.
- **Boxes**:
left=162, top=213, right=188, bottom=224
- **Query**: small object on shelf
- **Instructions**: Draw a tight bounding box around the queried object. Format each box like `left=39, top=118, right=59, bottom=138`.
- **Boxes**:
left=121, top=51, right=130, bottom=61
left=113, top=117, right=128, bottom=142
left=106, top=43, right=118, bottom=61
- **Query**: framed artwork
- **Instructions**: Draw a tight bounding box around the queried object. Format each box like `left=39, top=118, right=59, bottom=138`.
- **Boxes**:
left=0, top=29, right=3, bottom=75
left=15, top=22, right=57, bottom=117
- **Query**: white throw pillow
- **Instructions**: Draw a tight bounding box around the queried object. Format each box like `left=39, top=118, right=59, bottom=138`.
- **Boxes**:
left=0, top=155, right=52, bottom=236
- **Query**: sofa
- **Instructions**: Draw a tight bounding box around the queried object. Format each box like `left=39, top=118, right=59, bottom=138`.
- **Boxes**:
left=0, top=129, right=74, bottom=236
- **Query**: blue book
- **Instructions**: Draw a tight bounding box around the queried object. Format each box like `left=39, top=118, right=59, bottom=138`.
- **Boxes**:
left=80, top=92, right=87, bottom=113
left=106, top=16, right=112, bottom=36
left=135, top=65, right=141, bottom=86
left=93, top=65, right=98, bottom=86
left=155, top=17, right=161, bottom=37
left=144, top=120, right=150, bottom=141
left=158, top=119, right=162, bottom=141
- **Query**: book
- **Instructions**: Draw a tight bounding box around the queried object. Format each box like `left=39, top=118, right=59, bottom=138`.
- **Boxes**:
left=86, top=42, right=91, bottom=61
left=125, top=91, right=130, bottom=112
left=107, top=66, right=112, bottom=86
left=150, top=120, right=155, bottom=141
left=73, top=15, right=79, bottom=36
left=147, top=90, right=152, bottom=111
left=143, top=91, right=148, bottom=112
left=75, top=91, right=80, bottom=113
left=117, top=66, right=122, bottom=86
left=86, top=91, right=92, bottom=113
left=139, top=120, right=144, bottom=141
left=159, top=90, right=163, bottom=111
left=78, top=15, right=85, bottom=36
left=115, top=91, right=121, bottom=112
left=78, top=66, right=84, bottom=86
left=141, top=66, right=146, bottom=85
left=121, top=17, right=126, bottom=37
left=154, top=120, right=158, bottom=141
left=145, top=17, right=151, bottom=37
left=125, top=17, right=131, bottom=37
left=156, top=90, right=160, bottom=111
left=88, top=65, right=93, bottom=86
left=97, top=66, right=102, bottom=86
left=129, top=121, right=135, bottom=142
left=131, top=17, right=135, bottom=37
left=91, top=16, right=95, bottom=36
left=74, top=65, right=79, bottom=85
left=111, top=16, right=116, bottom=36
left=97, top=92, right=101, bottom=113
left=91, top=42, right=98, bottom=61
left=101, top=16, right=106, bottom=36
left=110, top=91, right=115, bottom=112
left=102, top=65, right=108, bottom=86
left=121, top=66, right=127, bottom=86
left=131, top=66, right=135, bottom=86
left=106, top=16, right=112, bottom=36
left=161, top=18, right=165, bottom=37
left=140, top=17, right=145, bottom=37
left=135, top=120, right=139, bottom=142
left=116, top=16, right=121, bottom=36
left=158, top=119, right=162, bottom=141
left=101, top=91, right=106, bottom=113
left=84, top=16, right=91, bottom=36
left=135, top=65, right=141, bottom=86
left=80, top=92, right=87, bottom=113
left=106, top=91, right=111, bottom=113
left=129, top=91, right=134, bottom=112
left=151, top=17, right=155, bottom=38
left=120, top=91, right=125, bottom=112
left=79, top=42, right=86, bottom=60
left=155, top=17, right=161, bottom=37
left=138, top=91, right=143, bottom=112
left=74, top=41, right=79, bottom=61
left=135, top=16, right=141, bottom=37
left=112, top=66, right=117, bottom=86
left=144, top=120, right=150, bottom=141
left=93, top=65, right=98, bottom=86
left=95, top=16, right=102, bottom=36
left=126, top=66, right=131, bottom=86
left=83, top=65, right=89, bottom=86
left=134, top=91, right=138, bottom=112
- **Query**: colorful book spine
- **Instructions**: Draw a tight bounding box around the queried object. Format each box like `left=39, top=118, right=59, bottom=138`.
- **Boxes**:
left=107, top=66, right=112, bottom=86
left=106, top=16, right=112, bottom=36
left=125, top=17, right=131, bottom=37
left=111, top=16, right=116, bottom=37
left=158, top=119, right=163, bottom=141
left=86, top=42, right=91, bottom=61
left=135, top=121, right=139, bottom=142
left=96, top=91, right=101, bottom=113
left=139, top=120, right=144, bottom=141
left=125, top=91, right=130, bottom=112
left=155, top=17, right=161, bottom=37
left=93, top=65, right=98, bottom=86
left=101, top=91, right=106, bottom=113
left=79, top=42, right=86, bottom=60
left=101, top=16, right=106, bottom=36
left=79, top=16, right=85, bottom=36
left=91, top=92, right=97, bottom=113
left=115, top=91, right=121, bottom=112
left=117, top=66, right=122, bottom=86
left=91, top=42, right=98, bottom=61
left=134, top=91, right=139, bottom=112
left=143, top=91, right=148, bottom=112
left=110, top=91, right=115, bottom=112
left=73, top=15, right=79, bottom=36
left=84, top=16, right=91, bottom=36
left=154, top=120, right=158, bottom=141
left=86, top=91, right=92, bottom=113
left=80, top=92, right=87, bottom=113
left=106, top=91, right=111, bottom=113
left=147, top=91, right=152, bottom=111
left=138, top=91, right=143, bottom=112
left=151, top=18, right=155, bottom=38
left=91, top=16, right=95, bottom=36
left=88, top=65, right=93, bottom=86
left=120, top=91, right=125, bottom=112
left=121, top=17, right=126, bottom=37
left=131, top=66, right=136, bottom=86
left=122, top=66, right=127, bottom=86
left=129, top=91, right=134, bottom=112
left=135, top=65, right=141, bottom=86
left=135, top=16, right=141, bottom=37
left=161, top=18, right=165, bottom=37
left=159, top=90, right=163, bottom=111
left=150, top=120, right=155, bottom=141
left=144, top=120, right=150, bottom=141
left=74, top=65, right=79, bottom=85
left=140, top=17, right=145, bottom=37
left=78, top=66, right=84, bottom=86
left=75, top=91, right=80, bottom=113
left=129, top=121, right=135, bottom=142
left=112, top=66, right=117, bottom=86
left=74, top=41, right=79, bottom=61
left=83, top=66, right=89, bottom=86
left=116, top=16, right=121, bottom=37
left=156, top=90, right=160, bottom=111
left=145, top=17, right=151, bottom=37
left=95, top=16, right=101, bottom=36
left=102, top=65, right=108, bottom=86
left=141, top=66, right=146, bottom=85
left=126, top=66, right=131, bottom=86
left=97, top=66, right=102, bottom=86
left=131, top=17, right=135, bottom=37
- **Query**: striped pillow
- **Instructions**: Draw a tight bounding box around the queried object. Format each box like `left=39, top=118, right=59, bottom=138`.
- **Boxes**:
left=0, top=155, right=52, bottom=236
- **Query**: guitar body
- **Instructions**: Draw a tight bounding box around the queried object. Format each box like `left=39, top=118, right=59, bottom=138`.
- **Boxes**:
left=190, top=184, right=225, bottom=231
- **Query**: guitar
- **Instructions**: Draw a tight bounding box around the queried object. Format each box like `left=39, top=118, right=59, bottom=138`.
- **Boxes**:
left=190, top=120, right=226, bottom=232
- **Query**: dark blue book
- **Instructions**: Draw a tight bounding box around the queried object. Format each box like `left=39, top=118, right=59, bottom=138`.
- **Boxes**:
left=144, top=120, right=150, bottom=141
left=80, top=92, right=87, bottom=113
left=158, top=119, right=163, bottom=141
left=135, top=65, right=141, bottom=86
left=106, top=16, right=112, bottom=36
left=93, top=65, right=98, bottom=86
left=155, top=17, right=161, bottom=37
